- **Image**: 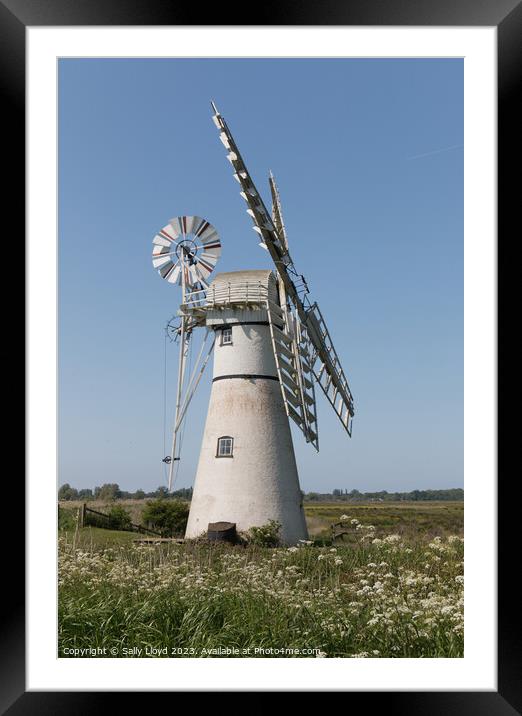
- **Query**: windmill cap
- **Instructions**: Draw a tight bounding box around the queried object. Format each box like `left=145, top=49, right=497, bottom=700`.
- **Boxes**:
left=209, top=269, right=274, bottom=285
left=204, top=269, right=280, bottom=324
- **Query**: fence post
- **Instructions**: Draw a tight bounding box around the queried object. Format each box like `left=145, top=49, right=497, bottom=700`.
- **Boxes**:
left=78, top=503, right=86, bottom=528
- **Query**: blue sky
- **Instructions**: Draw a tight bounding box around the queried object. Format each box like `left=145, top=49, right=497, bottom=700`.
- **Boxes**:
left=58, top=58, right=463, bottom=494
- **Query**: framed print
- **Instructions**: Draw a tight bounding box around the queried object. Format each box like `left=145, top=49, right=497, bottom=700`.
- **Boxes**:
left=7, top=0, right=519, bottom=711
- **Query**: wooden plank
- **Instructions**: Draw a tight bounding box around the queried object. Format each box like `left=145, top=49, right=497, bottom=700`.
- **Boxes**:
left=280, top=370, right=300, bottom=395
left=286, top=402, right=305, bottom=427
left=271, top=324, right=293, bottom=346
left=274, top=340, right=296, bottom=364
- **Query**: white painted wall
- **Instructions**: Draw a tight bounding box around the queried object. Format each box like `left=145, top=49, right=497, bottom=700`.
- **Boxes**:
left=213, top=323, right=276, bottom=377
left=185, top=315, right=308, bottom=545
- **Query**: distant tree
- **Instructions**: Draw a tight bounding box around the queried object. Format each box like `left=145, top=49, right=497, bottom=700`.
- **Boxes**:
left=171, top=487, right=193, bottom=500
left=134, top=489, right=146, bottom=500
left=96, top=483, right=122, bottom=501
left=78, top=488, right=93, bottom=500
left=155, top=486, right=169, bottom=499
left=58, top=483, right=78, bottom=501
left=305, top=492, right=320, bottom=502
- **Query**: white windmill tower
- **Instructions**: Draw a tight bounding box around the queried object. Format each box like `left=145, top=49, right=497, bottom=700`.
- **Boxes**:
left=151, top=103, right=355, bottom=545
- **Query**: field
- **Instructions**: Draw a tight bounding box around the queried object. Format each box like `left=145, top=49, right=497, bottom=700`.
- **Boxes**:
left=59, top=501, right=463, bottom=658
left=60, top=499, right=463, bottom=540
left=305, top=501, right=463, bottom=541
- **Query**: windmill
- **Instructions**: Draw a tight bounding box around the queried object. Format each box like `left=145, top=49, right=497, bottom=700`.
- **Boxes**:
left=152, top=104, right=355, bottom=544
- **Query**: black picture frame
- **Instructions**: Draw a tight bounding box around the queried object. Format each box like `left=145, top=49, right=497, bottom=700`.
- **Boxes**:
left=9, top=0, right=519, bottom=711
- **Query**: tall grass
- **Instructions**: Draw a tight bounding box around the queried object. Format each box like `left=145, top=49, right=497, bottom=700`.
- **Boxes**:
left=59, top=519, right=463, bottom=658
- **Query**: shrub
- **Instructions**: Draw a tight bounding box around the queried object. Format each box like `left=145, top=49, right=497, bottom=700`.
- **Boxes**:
left=248, top=520, right=282, bottom=547
left=107, top=505, right=132, bottom=531
left=58, top=506, right=77, bottom=531
left=141, top=499, right=189, bottom=537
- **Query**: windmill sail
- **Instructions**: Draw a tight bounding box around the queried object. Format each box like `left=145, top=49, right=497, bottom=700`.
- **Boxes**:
left=267, top=300, right=319, bottom=450
left=305, top=302, right=354, bottom=435
left=267, top=172, right=318, bottom=448
left=269, top=171, right=289, bottom=252
left=211, top=102, right=354, bottom=439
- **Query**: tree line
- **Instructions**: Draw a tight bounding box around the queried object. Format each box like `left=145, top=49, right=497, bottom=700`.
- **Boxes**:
left=58, top=483, right=193, bottom=501
left=304, top=488, right=463, bottom=502
left=59, top=483, right=462, bottom=503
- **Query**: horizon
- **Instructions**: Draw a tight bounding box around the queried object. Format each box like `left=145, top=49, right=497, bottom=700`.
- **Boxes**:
left=58, top=482, right=464, bottom=495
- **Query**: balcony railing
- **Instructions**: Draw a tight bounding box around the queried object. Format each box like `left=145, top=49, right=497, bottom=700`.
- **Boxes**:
left=182, top=281, right=271, bottom=311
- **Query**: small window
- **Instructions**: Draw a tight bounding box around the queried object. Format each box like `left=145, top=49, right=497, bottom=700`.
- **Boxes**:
left=217, top=436, right=234, bottom=457
left=221, top=327, right=233, bottom=345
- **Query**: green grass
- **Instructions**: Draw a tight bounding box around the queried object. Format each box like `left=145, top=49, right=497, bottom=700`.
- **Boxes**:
left=59, top=513, right=464, bottom=659
left=61, top=527, right=139, bottom=549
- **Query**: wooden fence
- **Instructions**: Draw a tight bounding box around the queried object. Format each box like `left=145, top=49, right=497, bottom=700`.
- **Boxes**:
left=77, top=503, right=162, bottom=536
left=330, top=520, right=358, bottom=543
